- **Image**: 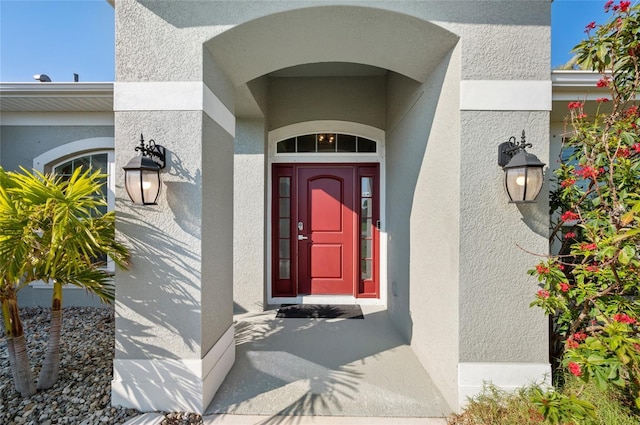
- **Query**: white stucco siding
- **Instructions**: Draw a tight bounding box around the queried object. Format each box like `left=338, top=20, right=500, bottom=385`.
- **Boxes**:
left=205, top=5, right=458, bottom=86
left=268, top=76, right=386, bottom=131
left=114, top=110, right=206, bottom=360
left=458, top=110, right=550, bottom=364
left=453, top=23, right=551, bottom=81
left=117, top=1, right=548, bottom=86
left=112, top=0, right=552, bottom=414
left=385, top=46, right=462, bottom=411
left=233, top=118, right=267, bottom=312
left=202, top=113, right=235, bottom=353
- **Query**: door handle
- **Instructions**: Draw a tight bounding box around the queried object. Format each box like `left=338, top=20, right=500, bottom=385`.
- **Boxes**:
left=298, top=235, right=309, bottom=240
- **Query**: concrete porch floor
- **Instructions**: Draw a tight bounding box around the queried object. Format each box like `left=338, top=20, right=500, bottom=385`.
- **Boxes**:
left=204, top=305, right=452, bottom=422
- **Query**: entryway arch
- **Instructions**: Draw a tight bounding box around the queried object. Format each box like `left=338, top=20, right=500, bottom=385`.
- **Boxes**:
left=204, top=5, right=459, bottom=87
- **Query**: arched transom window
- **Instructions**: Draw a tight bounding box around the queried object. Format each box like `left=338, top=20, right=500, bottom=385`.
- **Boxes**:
left=277, top=133, right=377, bottom=154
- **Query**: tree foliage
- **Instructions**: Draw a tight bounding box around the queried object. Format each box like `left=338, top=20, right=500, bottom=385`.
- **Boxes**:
left=530, top=1, right=640, bottom=419
left=0, top=166, right=129, bottom=394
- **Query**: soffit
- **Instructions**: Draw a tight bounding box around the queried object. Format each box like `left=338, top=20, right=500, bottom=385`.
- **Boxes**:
left=0, top=74, right=621, bottom=116
left=551, top=70, right=607, bottom=101
left=0, top=83, right=114, bottom=112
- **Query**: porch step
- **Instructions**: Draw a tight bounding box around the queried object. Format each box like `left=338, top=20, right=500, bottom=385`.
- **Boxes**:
left=203, top=414, right=447, bottom=424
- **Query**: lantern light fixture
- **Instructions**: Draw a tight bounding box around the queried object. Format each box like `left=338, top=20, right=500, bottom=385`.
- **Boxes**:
left=498, top=130, right=545, bottom=204
left=123, top=134, right=166, bottom=205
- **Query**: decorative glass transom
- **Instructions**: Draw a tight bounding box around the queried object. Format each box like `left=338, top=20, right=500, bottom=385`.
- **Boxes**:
left=277, top=133, right=377, bottom=154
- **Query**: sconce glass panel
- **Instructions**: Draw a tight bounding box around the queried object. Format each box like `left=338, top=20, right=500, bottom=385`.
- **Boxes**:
left=125, top=169, right=161, bottom=205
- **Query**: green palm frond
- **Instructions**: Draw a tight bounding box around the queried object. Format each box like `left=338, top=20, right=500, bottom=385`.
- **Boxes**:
left=0, top=166, right=129, bottom=299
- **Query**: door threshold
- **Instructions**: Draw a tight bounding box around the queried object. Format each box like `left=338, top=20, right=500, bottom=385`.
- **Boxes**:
left=269, top=295, right=383, bottom=306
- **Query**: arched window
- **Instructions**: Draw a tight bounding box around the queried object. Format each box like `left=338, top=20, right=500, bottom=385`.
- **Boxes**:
left=51, top=150, right=115, bottom=272
left=53, top=151, right=112, bottom=215
left=33, top=137, right=116, bottom=212
left=30, top=139, right=116, bottom=287
left=276, top=133, right=377, bottom=154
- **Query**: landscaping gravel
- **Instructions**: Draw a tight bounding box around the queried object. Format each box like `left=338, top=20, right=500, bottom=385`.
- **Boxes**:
left=0, top=307, right=141, bottom=425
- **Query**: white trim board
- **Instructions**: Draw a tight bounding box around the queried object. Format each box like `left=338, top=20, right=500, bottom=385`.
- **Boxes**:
left=113, top=82, right=235, bottom=137
left=112, top=324, right=235, bottom=414
left=270, top=296, right=384, bottom=306
left=458, top=362, right=551, bottom=408
left=460, top=80, right=552, bottom=111
left=33, top=137, right=115, bottom=172
left=0, top=112, right=114, bottom=126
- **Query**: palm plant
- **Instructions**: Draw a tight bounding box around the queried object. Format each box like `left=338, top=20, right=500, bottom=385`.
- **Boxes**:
left=0, top=167, right=37, bottom=397
left=0, top=166, right=129, bottom=393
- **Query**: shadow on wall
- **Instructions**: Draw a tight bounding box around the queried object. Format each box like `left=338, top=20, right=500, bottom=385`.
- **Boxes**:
left=112, top=354, right=204, bottom=413
left=115, top=208, right=202, bottom=359
left=384, top=51, right=455, bottom=343
left=164, top=151, right=203, bottom=240
left=518, top=193, right=552, bottom=239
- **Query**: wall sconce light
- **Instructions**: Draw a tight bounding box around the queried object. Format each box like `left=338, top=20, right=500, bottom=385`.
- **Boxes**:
left=123, top=134, right=166, bottom=205
left=498, top=130, right=545, bottom=203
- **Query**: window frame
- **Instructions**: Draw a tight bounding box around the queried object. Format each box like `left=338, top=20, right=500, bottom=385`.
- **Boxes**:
left=30, top=138, right=115, bottom=287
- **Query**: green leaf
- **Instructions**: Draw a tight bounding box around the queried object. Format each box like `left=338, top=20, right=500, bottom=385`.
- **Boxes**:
left=620, top=132, right=636, bottom=144
left=619, top=245, right=636, bottom=265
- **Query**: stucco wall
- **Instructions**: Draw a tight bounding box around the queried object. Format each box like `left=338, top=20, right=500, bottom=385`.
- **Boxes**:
left=119, top=1, right=547, bottom=84
left=268, top=76, right=386, bottom=131
left=202, top=113, right=235, bottom=353
left=233, top=118, right=267, bottom=312
left=385, top=46, right=461, bottom=409
left=457, top=111, right=550, bottom=363
left=115, top=110, right=205, bottom=360
left=113, top=0, right=552, bottom=412
left=0, top=125, right=113, bottom=172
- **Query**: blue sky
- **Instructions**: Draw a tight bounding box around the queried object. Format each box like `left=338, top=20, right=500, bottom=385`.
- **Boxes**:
left=0, top=0, right=614, bottom=82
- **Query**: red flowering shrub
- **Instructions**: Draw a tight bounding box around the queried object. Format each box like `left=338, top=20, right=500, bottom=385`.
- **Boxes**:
left=573, top=332, right=588, bottom=341
left=560, top=178, right=576, bottom=188
left=604, top=0, right=615, bottom=12
left=567, top=338, right=580, bottom=349
left=568, top=362, right=582, bottom=377
left=537, top=289, right=550, bottom=299
left=614, top=313, right=637, bottom=324
left=560, top=211, right=579, bottom=222
left=579, top=242, right=597, bottom=251
left=574, top=165, right=602, bottom=179
left=536, top=264, right=550, bottom=274
left=567, top=101, right=583, bottom=109
left=529, top=1, right=640, bottom=418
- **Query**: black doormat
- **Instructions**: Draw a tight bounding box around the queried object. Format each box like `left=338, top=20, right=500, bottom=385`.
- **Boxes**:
left=276, top=304, right=364, bottom=319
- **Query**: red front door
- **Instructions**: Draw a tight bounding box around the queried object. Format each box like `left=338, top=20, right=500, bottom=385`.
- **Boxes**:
left=272, top=164, right=379, bottom=298
left=298, top=167, right=355, bottom=294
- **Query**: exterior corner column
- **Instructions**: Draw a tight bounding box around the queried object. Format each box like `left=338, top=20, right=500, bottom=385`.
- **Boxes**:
left=111, top=79, right=236, bottom=413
